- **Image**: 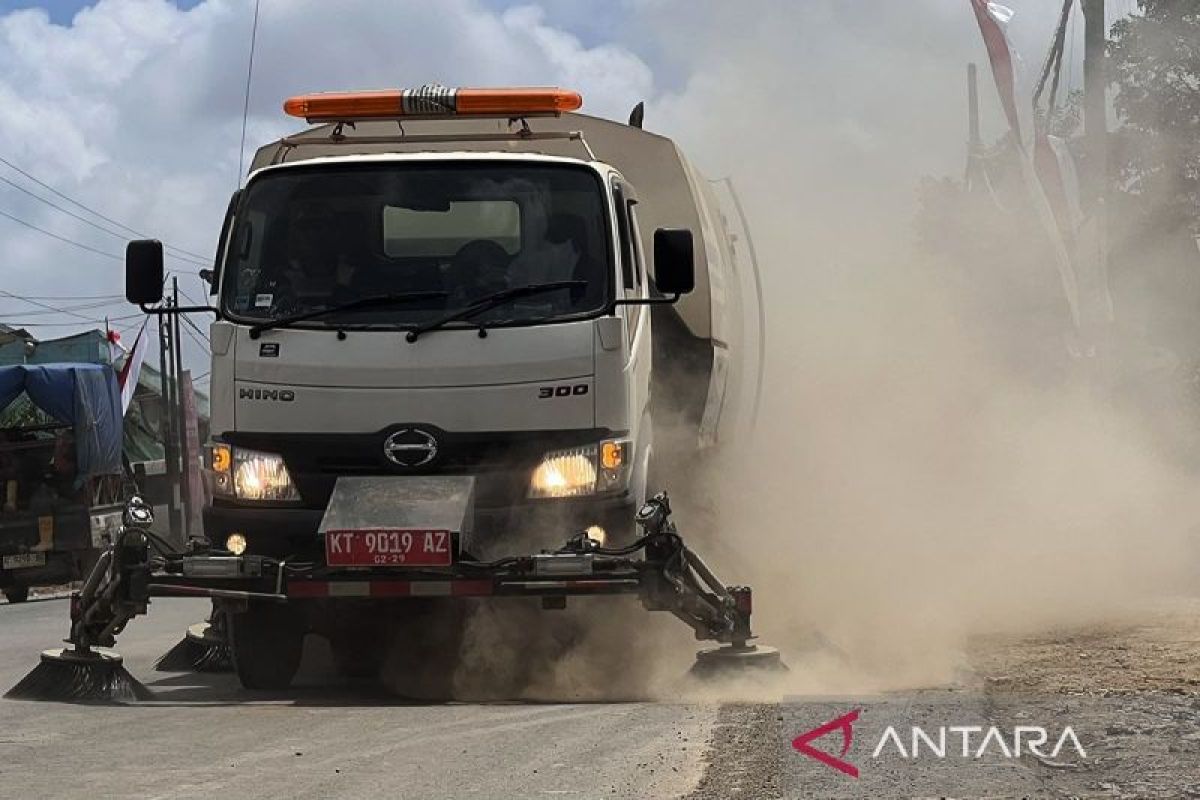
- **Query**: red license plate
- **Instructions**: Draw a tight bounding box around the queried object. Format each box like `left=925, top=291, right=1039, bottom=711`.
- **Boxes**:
left=325, top=529, right=452, bottom=567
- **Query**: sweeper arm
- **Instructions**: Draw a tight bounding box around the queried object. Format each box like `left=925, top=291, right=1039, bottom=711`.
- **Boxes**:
left=7, top=491, right=781, bottom=702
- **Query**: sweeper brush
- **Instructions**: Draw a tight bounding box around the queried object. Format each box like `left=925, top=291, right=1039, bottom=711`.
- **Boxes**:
left=6, top=488, right=784, bottom=701
left=153, top=618, right=232, bottom=673
left=5, top=496, right=160, bottom=703
left=5, top=648, right=152, bottom=703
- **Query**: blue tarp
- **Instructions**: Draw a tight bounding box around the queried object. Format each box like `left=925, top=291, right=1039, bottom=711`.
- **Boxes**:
left=0, top=364, right=123, bottom=480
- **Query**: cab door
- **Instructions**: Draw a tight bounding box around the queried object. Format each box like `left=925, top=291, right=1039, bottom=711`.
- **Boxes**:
left=611, top=178, right=652, bottom=499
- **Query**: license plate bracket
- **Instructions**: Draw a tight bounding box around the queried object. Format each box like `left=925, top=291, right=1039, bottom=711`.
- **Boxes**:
left=325, top=529, right=452, bottom=567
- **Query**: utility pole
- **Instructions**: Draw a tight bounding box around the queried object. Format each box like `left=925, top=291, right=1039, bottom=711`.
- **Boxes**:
left=965, top=63, right=983, bottom=187
left=1080, top=0, right=1114, bottom=345
left=171, top=277, right=191, bottom=539
left=157, top=299, right=182, bottom=545
left=968, top=62, right=981, bottom=149
left=1081, top=0, right=1108, bottom=212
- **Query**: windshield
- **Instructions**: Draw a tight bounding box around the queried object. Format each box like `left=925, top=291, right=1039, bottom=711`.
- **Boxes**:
left=221, top=162, right=612, bottom=327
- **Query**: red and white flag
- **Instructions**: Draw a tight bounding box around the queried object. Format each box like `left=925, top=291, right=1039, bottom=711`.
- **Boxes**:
left=968, top=0, right=1112, bottom=330
left=970, top=1, right=1031, bottom=148
left=117, top=322, right=149, bottom=415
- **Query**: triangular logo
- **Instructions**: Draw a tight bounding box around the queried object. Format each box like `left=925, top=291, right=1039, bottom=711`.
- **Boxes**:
left=791, top=708, right=860, bottom=778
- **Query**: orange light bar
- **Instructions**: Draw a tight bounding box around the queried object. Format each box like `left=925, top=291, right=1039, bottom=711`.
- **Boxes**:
left=283, top=86, right=582, bottom=121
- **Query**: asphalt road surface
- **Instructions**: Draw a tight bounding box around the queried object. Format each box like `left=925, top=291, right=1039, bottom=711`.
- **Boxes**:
left=4, top=596, right=1200, bottom=799
left=0, top=597, right=715, bottom=800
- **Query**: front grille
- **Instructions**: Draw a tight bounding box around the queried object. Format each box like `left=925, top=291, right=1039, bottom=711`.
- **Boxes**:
left=314, top=456, right=378, bottom=473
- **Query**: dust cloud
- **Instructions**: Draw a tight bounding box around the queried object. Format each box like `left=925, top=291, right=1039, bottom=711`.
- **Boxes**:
left=443, top=1, right=1200, bottom=701
left=657, top=0, right=1200, bottom=694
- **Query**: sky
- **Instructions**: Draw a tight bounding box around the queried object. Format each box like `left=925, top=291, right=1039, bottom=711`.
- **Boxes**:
left=0, top=0, right=1134, bottom=384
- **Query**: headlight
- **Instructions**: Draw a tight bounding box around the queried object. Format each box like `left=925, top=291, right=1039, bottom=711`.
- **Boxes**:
left=528, top=440, right=630, bottom=499
left=206, top=443, right=299, bottom=502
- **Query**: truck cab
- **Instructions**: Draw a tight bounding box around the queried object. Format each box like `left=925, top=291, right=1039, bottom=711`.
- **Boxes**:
left=205, top=150, right=672, bottom=557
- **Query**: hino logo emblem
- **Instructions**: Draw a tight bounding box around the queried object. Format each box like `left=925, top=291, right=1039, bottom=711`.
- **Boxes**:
left=383, top=428, right=439, bottom=468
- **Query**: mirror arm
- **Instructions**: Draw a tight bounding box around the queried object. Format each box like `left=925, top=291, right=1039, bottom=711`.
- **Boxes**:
left=611, top=293, right=681, bottom=309
left=139, top=304, right=220, bottom=316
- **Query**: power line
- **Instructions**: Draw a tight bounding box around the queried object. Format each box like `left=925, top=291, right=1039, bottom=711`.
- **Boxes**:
left=0, top=289, right=113, bottom=321
left=9, top=292, right=123, bottom=301
left=0, top=154, right=211, bottom=263
left=0, top=289, right=142, bottom=326
left=237, top=0, right=263, bottom=187
left=179, top=320, right=211, bottom=353
left=0, top=299, right=126, bottom=317
left=180, top=314, right=210, bottom=345
left=5, top=312, right=144, bottom=328
left=176, top=286, right=206, bottom=306
left=0, top=206, right=122, bottom=262
left=1, top=297, right=122, bottom=312
left=0, top=172, right=208, bottom=269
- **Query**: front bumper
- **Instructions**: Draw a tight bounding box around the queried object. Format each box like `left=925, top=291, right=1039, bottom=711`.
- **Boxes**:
left=204, top=492, right=636, bottom=560
left=203, top=504, right=324, bottom=558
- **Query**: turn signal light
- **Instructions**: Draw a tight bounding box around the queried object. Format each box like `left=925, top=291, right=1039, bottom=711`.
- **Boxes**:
left=283, top=86, right=583, bottom=121
left=600, top=441, right=624, bottom=471
left=209, top=443, right=231, bottom=474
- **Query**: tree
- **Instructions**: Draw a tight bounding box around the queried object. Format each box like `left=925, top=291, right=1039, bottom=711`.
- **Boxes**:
left=1109, top=1, right=1200, bottom=234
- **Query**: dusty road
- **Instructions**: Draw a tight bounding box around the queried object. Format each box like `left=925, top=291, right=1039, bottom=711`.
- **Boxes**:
left=0, top=597, right=713, bottom=799
left=4, top=595, right=1200, bottom=798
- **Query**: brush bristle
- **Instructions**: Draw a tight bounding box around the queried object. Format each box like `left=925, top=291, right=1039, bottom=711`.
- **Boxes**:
left=192, top=641, right=233, bottom=672
left=153, top=636, right=232, bottom=673
left=5, top=652, right=154, bottom=703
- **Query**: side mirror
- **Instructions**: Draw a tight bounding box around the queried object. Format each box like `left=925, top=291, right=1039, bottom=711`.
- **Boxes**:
left=653, top=228, right=695, bottom=296
left=199, top=269, right=218, bottom=297
left=126, top=240, right=164, bottom=305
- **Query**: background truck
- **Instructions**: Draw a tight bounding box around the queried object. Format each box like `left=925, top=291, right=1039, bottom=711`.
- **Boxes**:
left=125, top=86, right=764, bottom=689
left=0, top=363, right=127, bottom=603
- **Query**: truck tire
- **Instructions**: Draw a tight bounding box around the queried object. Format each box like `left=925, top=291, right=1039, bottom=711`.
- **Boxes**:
left=230, top=604, right=305, bottom=690
left=3, top=586, right=29, bottom=604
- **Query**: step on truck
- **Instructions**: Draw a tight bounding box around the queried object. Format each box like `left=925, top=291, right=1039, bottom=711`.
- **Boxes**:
left=117, top=86, right=767, bottom=691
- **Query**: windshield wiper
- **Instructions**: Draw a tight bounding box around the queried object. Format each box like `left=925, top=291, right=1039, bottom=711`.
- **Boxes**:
left=247, top=291, right=449, bottom=339
left=404, top=281, right=586, bottom=343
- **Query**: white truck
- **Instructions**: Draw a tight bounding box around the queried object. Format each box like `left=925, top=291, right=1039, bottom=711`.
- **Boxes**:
left=122, top=86, right=765, bottom=690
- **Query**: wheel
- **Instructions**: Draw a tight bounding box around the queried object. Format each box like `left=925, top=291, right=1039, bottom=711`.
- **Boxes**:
left=229, top=603, right=305, bottom=690
left=4, top=586, right=29, bottom=604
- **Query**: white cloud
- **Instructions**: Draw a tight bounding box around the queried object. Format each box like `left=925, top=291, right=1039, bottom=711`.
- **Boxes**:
left=0, top=0, right=655, bottom=360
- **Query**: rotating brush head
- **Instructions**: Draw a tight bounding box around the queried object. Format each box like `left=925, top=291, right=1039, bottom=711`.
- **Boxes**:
left=153, top=626, right=232, bottom=673
left=5, top=649, right=154, bottom=704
